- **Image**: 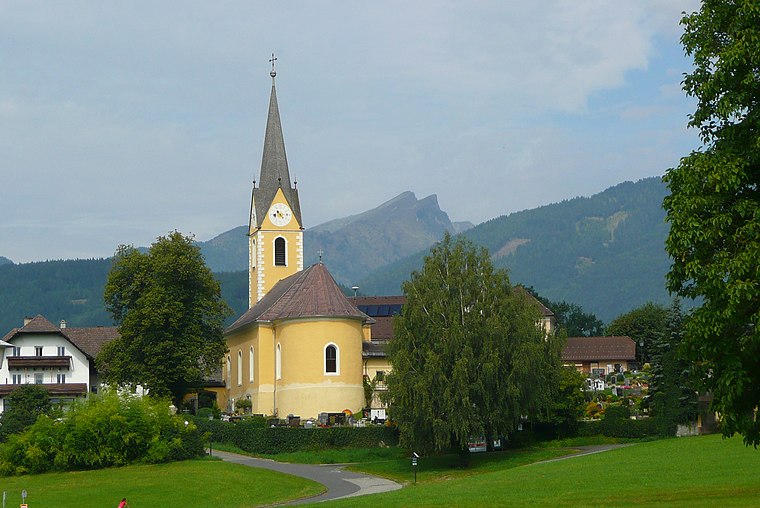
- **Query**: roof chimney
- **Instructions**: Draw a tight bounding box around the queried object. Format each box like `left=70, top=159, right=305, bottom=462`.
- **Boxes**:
left=60, top=320, right=66, bottom=329
left=23, top=316, right=33, bottom=326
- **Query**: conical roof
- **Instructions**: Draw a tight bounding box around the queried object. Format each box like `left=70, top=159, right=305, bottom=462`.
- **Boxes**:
left=250, top=76, right=302, bottom=229
left=226, top=263, right=371, bottom=334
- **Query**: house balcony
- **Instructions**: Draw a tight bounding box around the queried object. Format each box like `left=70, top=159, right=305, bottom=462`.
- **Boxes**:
left=0, top=383, right=87, bottom=397
left=7, top=356, right=72, bottom=369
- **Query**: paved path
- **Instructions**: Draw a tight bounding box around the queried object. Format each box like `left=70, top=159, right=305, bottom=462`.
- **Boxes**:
left=214, top=450, right=402, bottom=505
left=531, top=443, right=635, bottom=464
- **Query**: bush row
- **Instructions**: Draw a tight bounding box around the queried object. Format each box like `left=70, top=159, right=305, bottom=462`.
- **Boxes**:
left=193, top=418, right=398, bottom=454
left=0, top=392, right=205, bottom=476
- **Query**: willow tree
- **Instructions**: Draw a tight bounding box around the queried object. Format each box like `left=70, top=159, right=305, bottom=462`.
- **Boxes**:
left=98, top=231, right=231, bottom=405
left=663, top=1, right=760, bottom=445
left=386, top=233, right=563, bottom=455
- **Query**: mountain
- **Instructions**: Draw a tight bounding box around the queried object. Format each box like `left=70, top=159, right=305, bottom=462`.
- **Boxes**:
left=0, top=256, right=12, bottom=266
left=197, top=191, right=473, bottom=285
left=0, top=178, right=672, bottom=331
left=357, top=177, right=672, bottom=322
left=304, top=192, right=472, bottom=285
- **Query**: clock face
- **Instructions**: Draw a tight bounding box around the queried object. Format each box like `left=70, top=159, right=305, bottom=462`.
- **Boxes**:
left=268, top=203, right=292, bottom=227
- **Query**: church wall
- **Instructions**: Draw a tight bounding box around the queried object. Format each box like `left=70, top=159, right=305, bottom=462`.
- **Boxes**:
left=224, top=325, right=278, bottom=415
left=274, top=318, right=364, bottom=419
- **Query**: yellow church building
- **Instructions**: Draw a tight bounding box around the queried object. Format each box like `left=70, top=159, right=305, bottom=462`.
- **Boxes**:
left=222, top=63, right=374, bottom=419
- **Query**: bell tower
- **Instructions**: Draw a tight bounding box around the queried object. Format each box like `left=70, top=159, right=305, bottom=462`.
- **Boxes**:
left=248, top=55, right=304, bottom=306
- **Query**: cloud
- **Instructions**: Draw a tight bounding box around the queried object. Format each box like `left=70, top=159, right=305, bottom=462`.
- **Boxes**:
left=0, top=0, right=700, bottom=263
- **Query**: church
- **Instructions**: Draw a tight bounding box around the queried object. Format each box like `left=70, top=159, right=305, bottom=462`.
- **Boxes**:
left=222, top=63, right=377, bottom=419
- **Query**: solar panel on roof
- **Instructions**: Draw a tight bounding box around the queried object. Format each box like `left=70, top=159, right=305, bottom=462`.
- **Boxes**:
left=366, top=305, right=379, bottom=316
left=377, top=305, right=390, bottom=316
left=357, top=305, right=369, bottom=313
left=390, top=304, right=402, bottom=315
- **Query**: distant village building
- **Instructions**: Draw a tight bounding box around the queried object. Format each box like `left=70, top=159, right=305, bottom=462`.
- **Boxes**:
left=562, top=336, right=637, bottom=376
left=0, top=315, right=116, bottom=413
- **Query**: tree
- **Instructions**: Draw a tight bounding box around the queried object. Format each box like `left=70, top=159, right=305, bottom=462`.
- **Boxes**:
left=98, top=231, right=231, bottom=405
left=663, top=2, right=760, bottom=445
left=386, top=234, right=563, bottom=457
left=0, top=384, right=52, bottom=441
left=606, top=302, right=669, bottom=365
left=647, top=300, right=698, bottom=433
left=525, top=288, right=605, bottom=337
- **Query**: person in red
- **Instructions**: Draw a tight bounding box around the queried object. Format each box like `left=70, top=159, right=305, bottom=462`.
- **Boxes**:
left=118, top=498, right=128, bottom=508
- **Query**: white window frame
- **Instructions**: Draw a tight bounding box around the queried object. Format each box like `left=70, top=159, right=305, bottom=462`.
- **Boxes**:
left=237, top=350, right=242, bottom=386
left=273, top=236, right=287, bottom=266
left=57, top=346, right=65, bottom=356
left=226, top=355, right=231, bottom=388
left=249, top=347, right=254, bottom=382
left=324, top=343, right=340, bottom=376
left=276, top=343, right=282, bottom=380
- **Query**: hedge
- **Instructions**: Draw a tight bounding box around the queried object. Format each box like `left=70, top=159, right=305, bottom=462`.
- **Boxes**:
left=193, top=418, right=399, bottom=454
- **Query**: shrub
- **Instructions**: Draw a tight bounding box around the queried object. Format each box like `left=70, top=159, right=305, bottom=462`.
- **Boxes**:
left=193, top=417, right=398, bottom=454
left=0, top=391, right=206, bottom=476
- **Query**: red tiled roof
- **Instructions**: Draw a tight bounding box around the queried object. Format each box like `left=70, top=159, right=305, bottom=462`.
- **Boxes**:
left=1, top=315, right=119, bottom=360
left=64, top=326, right=119, bottom=358
left=562, top=336, right=636, bottom=362
left=226, top=263, right=371, bottom=334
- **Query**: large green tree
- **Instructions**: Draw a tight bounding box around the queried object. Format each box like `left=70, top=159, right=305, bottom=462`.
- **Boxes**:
left=386, top=234, right=563, bottom=456
left=663, top=1, right=760, bottom=444
left=98, top=231, right=231, bottom=404
left=606, top=302, right=669, bottom=365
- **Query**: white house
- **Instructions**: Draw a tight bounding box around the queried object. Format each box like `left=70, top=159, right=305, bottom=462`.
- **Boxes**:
left=0, top=315, right=118, bottom=413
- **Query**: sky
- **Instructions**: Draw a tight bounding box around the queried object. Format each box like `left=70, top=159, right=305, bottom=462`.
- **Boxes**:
left=1, top=0, right=702, bottom=264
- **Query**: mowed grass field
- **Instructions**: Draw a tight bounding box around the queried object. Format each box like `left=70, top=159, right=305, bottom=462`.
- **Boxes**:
left=1, top=434, right=759, bottom=507
left=0, top=458, right=323, bottom=508
left=319, top=434, right=760, bottom=507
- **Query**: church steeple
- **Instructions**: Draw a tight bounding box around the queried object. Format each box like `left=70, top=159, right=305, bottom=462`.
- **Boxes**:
left=248, top=55, right=305, bottom=307
left=250, top=55, right=302, bottom=232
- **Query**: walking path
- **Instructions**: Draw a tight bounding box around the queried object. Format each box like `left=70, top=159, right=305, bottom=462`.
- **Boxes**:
left=214, top=450, right=402, bottom=505
left=216, top=443, right=629, bottom=505
left=531, top=443, right=634, bottom=464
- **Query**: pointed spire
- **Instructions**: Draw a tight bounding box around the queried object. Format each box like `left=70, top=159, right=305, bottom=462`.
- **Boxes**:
left=251, top=54, right=302, bottom=229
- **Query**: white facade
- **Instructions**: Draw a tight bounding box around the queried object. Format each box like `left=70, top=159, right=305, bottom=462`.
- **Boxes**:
left=0, top=316, right=115, bottom=414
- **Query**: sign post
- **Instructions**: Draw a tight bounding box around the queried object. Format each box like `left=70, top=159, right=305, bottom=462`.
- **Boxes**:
left=411, top=452, right=419, bottom=484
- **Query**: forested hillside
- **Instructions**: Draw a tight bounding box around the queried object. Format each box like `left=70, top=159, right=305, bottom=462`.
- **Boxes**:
left=0, top=259, right=113, bottom=333
left=0, top=177, right=671, bottom=331
left=358, top=177, right=672, bottom=322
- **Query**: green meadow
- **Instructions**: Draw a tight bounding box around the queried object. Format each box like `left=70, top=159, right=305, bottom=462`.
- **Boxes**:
left=320, top=434, right=760, bottom=507
left=0, top=458, right=323, bottom=508
left=1, top=434, right=759, bottom=507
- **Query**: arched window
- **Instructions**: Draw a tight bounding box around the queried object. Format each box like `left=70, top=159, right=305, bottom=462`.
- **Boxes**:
left=276, top=343, right=282, bottom=380
left=226, top=355, right=231, bottom=388
left=324, top=343, right=339, bottom=375
left=249, top=347, right=255, bottom=382
left=274, top=237, right=286, bottom=266
left=237, top=350, right=242, bottom=386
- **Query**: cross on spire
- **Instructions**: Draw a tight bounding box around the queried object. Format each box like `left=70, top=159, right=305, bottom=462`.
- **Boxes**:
left=317, top=249, right=324, bottom=263
left=269, top=53, right=277, bottom=78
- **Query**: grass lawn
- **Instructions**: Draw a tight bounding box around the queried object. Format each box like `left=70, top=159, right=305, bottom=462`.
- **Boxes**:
left=316, top=433, right=760, bottom=507
left=4, top=434, right=759, bottom=507
left=0, top=457, right=323, bottom=508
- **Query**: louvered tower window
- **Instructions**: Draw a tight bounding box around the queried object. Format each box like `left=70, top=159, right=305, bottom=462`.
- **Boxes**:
left=274, top=237, right=286, bottom=266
